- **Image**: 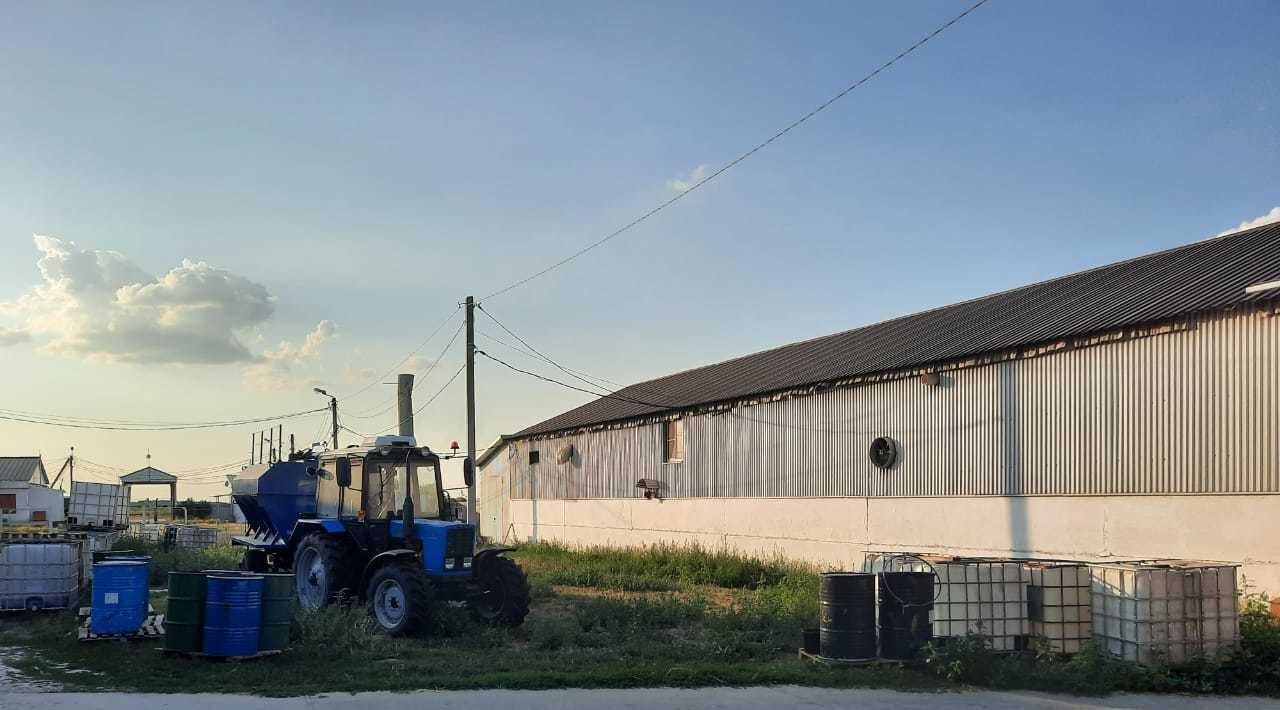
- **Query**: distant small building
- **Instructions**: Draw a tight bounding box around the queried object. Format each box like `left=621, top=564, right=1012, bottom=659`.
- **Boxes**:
left=0, top=456, right=50, bottom=486
left=0, top=456, right=64, bottom=526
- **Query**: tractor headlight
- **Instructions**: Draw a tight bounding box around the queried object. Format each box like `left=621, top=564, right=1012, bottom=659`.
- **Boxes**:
left=463, top=557, right=473, bottom=569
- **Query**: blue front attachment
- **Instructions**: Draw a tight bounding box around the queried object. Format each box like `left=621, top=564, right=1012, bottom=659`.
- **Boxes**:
left=390, top=519, right=476, bottom=577
left=233, top=459, right=317, bottom=545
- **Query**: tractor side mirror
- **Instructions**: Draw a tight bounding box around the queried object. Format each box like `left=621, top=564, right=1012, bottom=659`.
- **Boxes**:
left=462, top=458, right=475, bottom=488
left=335, top=458, right=352, bottom=488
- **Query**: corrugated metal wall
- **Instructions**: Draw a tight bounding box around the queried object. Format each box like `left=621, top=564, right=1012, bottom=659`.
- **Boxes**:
left=507, top=308, right=1279, bottom=499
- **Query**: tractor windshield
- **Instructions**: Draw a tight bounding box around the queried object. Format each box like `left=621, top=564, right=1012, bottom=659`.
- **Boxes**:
left=366, top=460, right=441, bottom=520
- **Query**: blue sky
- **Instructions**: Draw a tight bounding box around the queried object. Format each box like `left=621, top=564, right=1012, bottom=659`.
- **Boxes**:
left=1, top=1, right=1277, bottom=496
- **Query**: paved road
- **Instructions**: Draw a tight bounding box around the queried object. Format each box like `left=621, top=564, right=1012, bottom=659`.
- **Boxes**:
left=6, top=687, right=1278, bottom=709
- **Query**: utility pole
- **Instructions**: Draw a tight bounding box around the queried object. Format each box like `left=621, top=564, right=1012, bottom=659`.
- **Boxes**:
left=314, top=388, right=339, bottom=450
left=277, top=424, right=283, bottom=461
left=465, top=295, right=477, bottom=524
left=68, top=446, right=74, bottom=495
left=397, top=373, right=415, bottom=437
left=330, top=396, right=339, bottom=450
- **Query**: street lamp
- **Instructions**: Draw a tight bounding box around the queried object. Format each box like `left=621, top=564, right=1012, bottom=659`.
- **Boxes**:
left=313, top=388, right=338, bottom=450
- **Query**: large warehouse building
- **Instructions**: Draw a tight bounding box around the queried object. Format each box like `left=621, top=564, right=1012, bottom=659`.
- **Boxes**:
left=477, top=223, right=1280, bottom=593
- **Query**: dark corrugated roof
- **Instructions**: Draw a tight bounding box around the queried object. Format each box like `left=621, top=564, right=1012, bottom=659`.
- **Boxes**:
left=517, top=222, right=1280, bottom=438
left=0, top=456, right=47, bottom=484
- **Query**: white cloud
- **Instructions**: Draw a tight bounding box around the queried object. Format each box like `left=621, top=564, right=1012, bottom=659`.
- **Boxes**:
left=667, top=164, right=709, bottom=194
left=6, top=236, right=275, bottom=364
left=0, top=326, right=30, bottom=346
left=244, top=320, right=338, bottom=392
left=1218, top=207, right=1280, bottom=237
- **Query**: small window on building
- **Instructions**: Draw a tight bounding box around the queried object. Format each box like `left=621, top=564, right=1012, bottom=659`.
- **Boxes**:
left=0, top=493, right=15, bottom=514
left=663, top=418, right=685, bottom=463
left=529, top=450, right=540, bottom=465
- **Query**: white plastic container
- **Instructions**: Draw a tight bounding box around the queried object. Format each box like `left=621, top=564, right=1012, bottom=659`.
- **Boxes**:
left=70, top=481, right=127, bottom=528
left=1090, top=562, right=1239, bottom=665
left=1025, top=563, right=1092, bottom=653
left=0, top=541, right=82, bottom=611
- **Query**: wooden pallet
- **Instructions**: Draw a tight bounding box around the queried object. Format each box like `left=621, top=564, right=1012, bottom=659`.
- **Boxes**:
left=78, top=604, right=155, bottom=617
left=0, top=531, right=84, bottom=540
left=78, top=613, right=164, bottom=641
left=797, top=648, right=904, bottom=667
left=161, top=648, right=284, bottom=662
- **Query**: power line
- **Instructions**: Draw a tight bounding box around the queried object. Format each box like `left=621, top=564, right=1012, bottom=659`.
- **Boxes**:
left=476, top=304, right=619, bottom=396
left=479, top=0, right=991, bottom=301
left=378, top=361, right=468, bottom=435
left=338, top=305, right=462, bottom=401
left=0, top=407, right=326, bottom=432
left=345, top=319, right=466, bottom=420
left=476, top=350, right=671, bottom=409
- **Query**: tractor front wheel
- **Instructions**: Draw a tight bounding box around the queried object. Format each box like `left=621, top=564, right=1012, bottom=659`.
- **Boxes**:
left=366, top=562, right=433, bottom=636
left=468, top=556, right=530, bottom=626
left=293, top=533, right=354, bottom=609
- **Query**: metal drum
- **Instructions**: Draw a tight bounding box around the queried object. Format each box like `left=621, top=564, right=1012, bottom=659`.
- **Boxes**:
left=203, top=574, right=263, bottom=657
left=90, top=559, right=150, bottom=634
left=877, top=571, right=934, bottom=660
left=164, top=572, right=206, bottom=652
left=258, top=573, right=293, bottom=651
left=818, top=572, right=876, bottom=660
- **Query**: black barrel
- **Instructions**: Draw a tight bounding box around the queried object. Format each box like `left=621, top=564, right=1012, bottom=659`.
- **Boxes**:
left=877, top=572, right=934, bottom=660
left=818, top=573, right=876, bottom=660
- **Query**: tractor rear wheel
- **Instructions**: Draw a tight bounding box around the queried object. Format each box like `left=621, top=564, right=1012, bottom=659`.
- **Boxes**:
left=366, top=561, right=432, bottom=636
left=293, top=533, right=355, bottom=609
left=468, top=556, right=530, bottom=626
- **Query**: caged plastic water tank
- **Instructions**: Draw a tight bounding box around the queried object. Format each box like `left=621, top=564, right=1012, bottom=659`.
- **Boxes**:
left=203, top=574, right=263, bottom=657
left=818, top=573, right=877, bottom=660
left=877, top=572, right=934, bottom=660
left=90, top=559, right=151, bottom=634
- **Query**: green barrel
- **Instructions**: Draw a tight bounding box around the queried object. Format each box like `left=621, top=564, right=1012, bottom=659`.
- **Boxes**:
left=164, top=572, right=206, bottom=652
left=258, top=573, right=294, bottom=651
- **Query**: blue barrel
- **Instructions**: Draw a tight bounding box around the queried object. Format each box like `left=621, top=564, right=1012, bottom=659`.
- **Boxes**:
left=203, top=574, right=263, bottom=657
left=90, top=559, right=150, bottom=634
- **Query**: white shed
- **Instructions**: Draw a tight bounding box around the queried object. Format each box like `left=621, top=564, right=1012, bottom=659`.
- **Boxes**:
left=0, top=481, right=65, bottom=526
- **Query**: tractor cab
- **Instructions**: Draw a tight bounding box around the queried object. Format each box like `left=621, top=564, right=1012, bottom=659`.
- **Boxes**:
left=312, top=435, right=448, bottom=524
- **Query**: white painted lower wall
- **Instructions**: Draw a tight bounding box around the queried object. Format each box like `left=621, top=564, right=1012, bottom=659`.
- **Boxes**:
left=506, top=494, right=1280, bottom=596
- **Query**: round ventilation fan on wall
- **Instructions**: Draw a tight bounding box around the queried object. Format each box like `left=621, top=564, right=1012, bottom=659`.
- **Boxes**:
left=869, top=437, right=898, bottom=470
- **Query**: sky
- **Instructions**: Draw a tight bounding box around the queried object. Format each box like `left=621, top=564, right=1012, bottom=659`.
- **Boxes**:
left=1, top=1, right=1277, bottom=499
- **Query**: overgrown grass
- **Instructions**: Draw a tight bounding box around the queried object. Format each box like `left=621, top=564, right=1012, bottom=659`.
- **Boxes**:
left=1, top=541, right=1276, bottom=697
left=110, top=535, right=244, bottom=586
left=511, top=541, right=812, bottom=592
left=0, top=582, right=927, bottom=695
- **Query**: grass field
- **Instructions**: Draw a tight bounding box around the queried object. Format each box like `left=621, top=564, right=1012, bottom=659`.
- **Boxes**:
left=0, top=541, right=1276, bottom=696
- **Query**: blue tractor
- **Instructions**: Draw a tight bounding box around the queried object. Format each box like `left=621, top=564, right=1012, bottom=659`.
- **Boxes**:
left=230, top=435, right=528, bottom=635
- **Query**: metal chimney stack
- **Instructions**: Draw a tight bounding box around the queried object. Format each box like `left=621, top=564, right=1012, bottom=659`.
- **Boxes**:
left=397, top=373, right=415, bottom=437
